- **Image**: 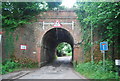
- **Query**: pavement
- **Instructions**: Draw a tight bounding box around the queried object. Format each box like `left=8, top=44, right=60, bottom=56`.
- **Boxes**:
left=2, top=71, right=30, bottom=79
left=1, top=56, right=87, bottom=80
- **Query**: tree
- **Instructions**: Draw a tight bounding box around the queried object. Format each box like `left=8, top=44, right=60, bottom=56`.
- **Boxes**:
left=56, top=42, right=72, bottom=56
left=47, top=2, right=62, bottom=10
left=75, top=2, right=120, bottom=60
left=2, top=2, right=62, bottom=29
left=2, top=2, right=48, bottom=29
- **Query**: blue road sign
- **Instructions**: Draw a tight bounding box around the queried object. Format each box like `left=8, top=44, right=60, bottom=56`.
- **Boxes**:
left=100, top=42, right=108, bottom=51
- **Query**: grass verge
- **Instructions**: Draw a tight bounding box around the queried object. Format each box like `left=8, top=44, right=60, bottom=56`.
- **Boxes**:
left=74, top=60, right=120, bottom=79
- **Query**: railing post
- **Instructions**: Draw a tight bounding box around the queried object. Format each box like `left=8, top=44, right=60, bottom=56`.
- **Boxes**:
left=72, top=21, right=74, bottom=30
left=43, top=21, right=44, bottom=30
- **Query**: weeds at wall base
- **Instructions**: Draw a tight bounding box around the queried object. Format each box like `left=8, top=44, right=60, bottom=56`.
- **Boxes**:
left=1, top=59, right=38, bottom=75
left=74, top=60, right=120, bottom=79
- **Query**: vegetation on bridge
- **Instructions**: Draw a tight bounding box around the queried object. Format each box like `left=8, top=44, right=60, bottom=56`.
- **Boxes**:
left=2, top=2, right=61, bottom=29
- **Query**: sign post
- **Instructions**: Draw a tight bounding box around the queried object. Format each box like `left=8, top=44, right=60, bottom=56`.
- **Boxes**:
left=100, top=42, right=108, bottom=69
left=115, top=59, right=120, bottom=76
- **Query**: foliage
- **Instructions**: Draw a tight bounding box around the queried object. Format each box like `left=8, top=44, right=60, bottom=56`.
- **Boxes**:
left=56, top=42, right=72, bottom=56
left=1, top=59, right=20, bottom=74
left=2, top=2, right=48, bottom=29
left=74, top=60, right=119, bottom=79
left=47, top=2, right=62, bottom=10
left=0, top=62, right=2, bottom=74
left=3, top=29, right=15, bottom=57
left=1, top=58, right=38, bottom=74
left=75, top=2, right=120, bottom=58
left=2, top=2, right=63, bottom=29
left=66, top=52, right=72, bottom=56
left=13, top=56, right=38, bottom=68
left=57, top=6, right=67, bottom=10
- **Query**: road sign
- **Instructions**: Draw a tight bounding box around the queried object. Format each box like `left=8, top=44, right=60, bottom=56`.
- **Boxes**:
left=53, top=20, right=62, bottom=27
left=100, top=42, right=108, bottom=51
left=100, top=42, right=108, bottom=69
left=20, top=44, right=27, bottom=50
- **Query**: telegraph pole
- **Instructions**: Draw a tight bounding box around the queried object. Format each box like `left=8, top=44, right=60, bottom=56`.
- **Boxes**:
left=91, top=23, right=94, bottom=63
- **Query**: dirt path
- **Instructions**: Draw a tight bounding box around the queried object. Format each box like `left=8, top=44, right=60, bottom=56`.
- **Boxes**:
left=19, top=56, right=86, bottom=79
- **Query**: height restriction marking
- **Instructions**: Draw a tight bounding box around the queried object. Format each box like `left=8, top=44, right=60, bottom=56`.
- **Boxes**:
left=53, top=20, right=62, bottom=27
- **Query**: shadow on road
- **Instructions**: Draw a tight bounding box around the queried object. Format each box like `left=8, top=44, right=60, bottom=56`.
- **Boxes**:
left=46, top=56, right=72, bottom=67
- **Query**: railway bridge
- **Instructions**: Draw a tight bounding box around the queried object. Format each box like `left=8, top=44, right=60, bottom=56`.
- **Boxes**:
left=3, top=10, right=84, bottom=66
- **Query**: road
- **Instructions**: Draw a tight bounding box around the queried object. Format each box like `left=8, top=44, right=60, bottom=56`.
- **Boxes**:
left=18, top=56, right=86, bottom=79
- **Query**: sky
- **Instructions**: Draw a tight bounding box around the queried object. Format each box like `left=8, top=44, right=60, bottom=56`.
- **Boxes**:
left=61, top=0, right=76, bottom=8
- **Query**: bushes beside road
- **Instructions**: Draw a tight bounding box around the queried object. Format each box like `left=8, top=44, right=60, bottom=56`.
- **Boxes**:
left=1, top=59, right=38, bottom=74
left=74, top=60, right=120, bottom=79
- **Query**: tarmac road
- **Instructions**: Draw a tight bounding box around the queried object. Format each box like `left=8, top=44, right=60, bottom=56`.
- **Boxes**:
left=19, top=56, right=86, bottom=79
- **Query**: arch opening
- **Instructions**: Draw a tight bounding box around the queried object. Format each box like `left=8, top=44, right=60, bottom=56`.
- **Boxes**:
left=56, top=42, right=72, bottom=57
left=40, top=28, right=74, bottom=66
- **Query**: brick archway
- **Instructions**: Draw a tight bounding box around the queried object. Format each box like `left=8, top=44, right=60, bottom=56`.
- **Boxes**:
left=40, top=28, right=74, bottom=66
left=35, top=10, right=84, bottom=66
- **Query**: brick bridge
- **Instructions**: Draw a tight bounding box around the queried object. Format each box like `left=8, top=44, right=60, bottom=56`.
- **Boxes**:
left=5, top=10, right=84, bottom=66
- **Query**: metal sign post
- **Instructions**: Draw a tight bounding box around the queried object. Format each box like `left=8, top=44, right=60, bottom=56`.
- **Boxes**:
left=102, top=50, right=105, bottom=68
left=100, top=42, right=108, bottom=69
left=115, top=59, right=120, bottom=76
